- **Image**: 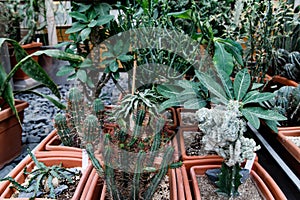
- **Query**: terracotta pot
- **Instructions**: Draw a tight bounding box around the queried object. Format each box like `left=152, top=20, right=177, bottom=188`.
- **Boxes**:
left=9, top=42, right=43, bottom=80
left=264, top=74, right=298, bottom=93
left=179, top=127, right=222, bottom=161
left=189, top=161, right=286, bottom=200
left=34, top=129, right=82, bottom=153
left=0, top=99, right=29, bottom=169
left=0, top=154, right=94, bottom=200
left=277, top=126, right=300, bottom=132
left=176, top=108, right=198, bottom=128
left=277, top=129, right=300, bottom=162
left=80, top=168, right=104, bottom=200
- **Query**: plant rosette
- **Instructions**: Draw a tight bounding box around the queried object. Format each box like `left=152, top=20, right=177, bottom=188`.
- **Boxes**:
left=0, top=152, right=94, bottom=199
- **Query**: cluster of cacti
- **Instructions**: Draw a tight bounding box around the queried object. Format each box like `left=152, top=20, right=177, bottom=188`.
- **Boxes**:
left=274, top=49, right=300, bottom=82
left=82, top=89, right=180, bottom=200
left=264, top=85, right=300, bottom=127
left=0, top=150, right=80, bottom=199
left=54, top=87, right=104, bottom=149
left=196, top=105, right=260, bottom=197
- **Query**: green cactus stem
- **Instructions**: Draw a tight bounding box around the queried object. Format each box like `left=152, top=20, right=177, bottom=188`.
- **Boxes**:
left=83, top=114, right=99, bottom=145
left=68, top=87, right=84, bottom=129
left=128, top=109, right=146, bottom=147
left=130, top=150, right=146, bottom=200
left=143, top=146, right=174, bottom=200
left=93, top=98, right=105, bottom=124
left=215, top=162, right=242, bottom=197
left=54, top=113, right=75, bottom=146
left=86, top=143, right=104, bottom=177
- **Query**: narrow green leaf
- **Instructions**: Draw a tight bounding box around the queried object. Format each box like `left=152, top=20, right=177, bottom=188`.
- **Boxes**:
left=251, top=83, right=264, bottom=90
left=195, top=70, right=228, bottom=104
left=156, top=84, right=181, bottom=98
left=77, top=69, right=87, bottom=82
left=213, top=41, right=234, bottom=75
left=31, top=49, right=84, bottom=63
left=65, top=22, right=86, bottom=34
left=76, top=3, right=92, bottom=12
left=183, top=98, right=207, bottom=109
left=27, top=91, right=66, bottom=110
left=159, top=98, right=181, bottom=112
left=241, top=108, right=260, bottom=129
left=220, top=38, right=244, bottom=66
left=69, top=12, right=88, bottom=22
left=264, top=120, right=279, bottom=133
left=167, top=9, right=192, bottom=19
left=234, top=69, right=250, bottom=100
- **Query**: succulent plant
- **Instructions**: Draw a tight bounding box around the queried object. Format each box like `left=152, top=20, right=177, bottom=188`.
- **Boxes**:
left=196, top=105, right=260, bottom=197
left=274, top=49, right=300, bottom=82
left=263, top=85, right=300, bottom=127
left=0, top=150, right=80, bottom=199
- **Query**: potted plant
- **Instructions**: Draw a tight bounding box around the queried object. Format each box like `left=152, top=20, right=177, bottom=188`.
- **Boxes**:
left=0, top=37, right=84, bottom=169
left=0, top=150, right=96, bottom=199
left=185, top=104, right=286, bottom=199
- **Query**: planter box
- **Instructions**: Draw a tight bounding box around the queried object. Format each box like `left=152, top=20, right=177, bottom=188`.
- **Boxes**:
left=181, top=159, right=286, bottom=200
left=178, top=127, right=222, bottom=161
left=0, top=99, right=29, bottom=169
left=0, top=153, right=94, bottom=199
left=277, top=129, right=300, bottom=162
left=176, top=108, right=198, bottom=128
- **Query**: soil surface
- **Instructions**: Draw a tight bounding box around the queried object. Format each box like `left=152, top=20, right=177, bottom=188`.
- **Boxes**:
left=196, top=175, right=263, bottom=200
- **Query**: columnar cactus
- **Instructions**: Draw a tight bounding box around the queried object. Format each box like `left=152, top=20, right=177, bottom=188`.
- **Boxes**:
left=196, top=105, right=260, bottom=197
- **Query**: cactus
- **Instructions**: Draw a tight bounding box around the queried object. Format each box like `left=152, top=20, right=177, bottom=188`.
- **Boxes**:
left=196, top=105, right=260, bottom=197
left=128, top=109, right=146, bottom=147
left=54, top=113, right=80, bottom=147
left=68, top=87, right=84, bottom=129
left=82, top=114, right=99, bottom=145
left=130, top=150, right=146, bottom=200
left=93, top=98, right=105, bottom=125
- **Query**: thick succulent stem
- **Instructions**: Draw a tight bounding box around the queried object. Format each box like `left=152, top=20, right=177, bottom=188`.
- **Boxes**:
left=128, top=109, right=146, bottom=147
left=130, top=150, right=146, bottom=200
left=68, top=87, right=84, bottom=132
left=54, top=113, right=74, bottom=146
left=215, top=162, right=242, bottom=197
left=143, top=146, right=174, bottom=200
left=83, top=114, right=99, bottom=145
left=86, top=143, right=104, bottom=176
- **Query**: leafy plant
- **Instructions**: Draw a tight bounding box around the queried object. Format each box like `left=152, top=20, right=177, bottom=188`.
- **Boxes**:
left=195, top=68, right=287, bottom=132
left=0, top=149, right=80, bottom=199
left=196, top=104, right=260, bottom=197
left=0, top=38, right=84, bottom=122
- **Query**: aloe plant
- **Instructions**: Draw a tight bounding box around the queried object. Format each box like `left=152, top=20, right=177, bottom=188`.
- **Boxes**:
left=0, top=149, right=80, bottom=199
left=0, top=38, right=84, bottom=122
left=195, top=68, right=287, bottom=132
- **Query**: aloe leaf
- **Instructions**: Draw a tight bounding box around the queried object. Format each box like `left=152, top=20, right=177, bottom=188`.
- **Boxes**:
left=213, top=41, right=234, bottom=75
left=25, top=90, right=66, bottom=110
left=234, top=68, right=250, bottom=101
left=195, top=70, right=228, bottom=104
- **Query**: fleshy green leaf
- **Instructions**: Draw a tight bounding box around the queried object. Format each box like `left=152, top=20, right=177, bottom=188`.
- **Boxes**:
left=56, top=65, right=74, bottom=76
left=213, top=41, right=234, bottom=75
left=243, top=92, right=275, bottom=105
left=242, top=107, right=287, bottom=121
left=117, top=55, right=133, bottom=62
left=234, top=69, right=250, bottom=100
left=65, top=22, right=86, bottom=34
left=251, top=83, right=264, bottom=90
left=78, top=59, right=93, bottom=68
left=217, top=69, right=234, bottom=99
left=80, top=27, right=91, bottom=41
left=77, top=69, right=87, bottom=82
left=69, top=12, right=88, bottom=22
left=96, top=15, right=114, bottom=26
left=156, top=84, right=182, bottom=98
left=241, top=108, right=260, bottom=129
left=27, top=91, right=66, bottom=110
left=88, top=19, right=98, bottom=28
left=167, top=9, right=192, bottom=19
left=264, top=120, right=279, bottom=133
left=195, top=70, right=228, bottom=104
left=109, top=61, right=119, bottom=72
left=183, top=98, right=207, bottom=109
